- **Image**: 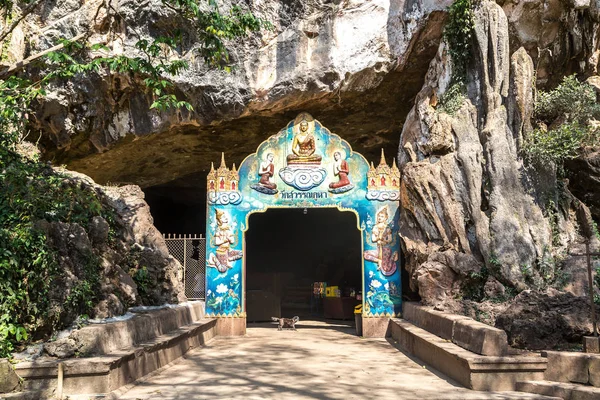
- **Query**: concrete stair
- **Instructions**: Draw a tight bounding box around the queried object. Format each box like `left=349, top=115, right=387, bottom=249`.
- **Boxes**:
left=396, top=303, right=600, bottom=399
left=516, top=380, right=600, bottom=400
left=514, top=350, right=600, bottom=399
left=390, top=318, right=549, bottom=392
left=2, top=302, right=217, bottom=399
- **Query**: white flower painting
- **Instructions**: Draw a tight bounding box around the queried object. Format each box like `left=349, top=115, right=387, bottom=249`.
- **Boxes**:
left=216, top=283, right=228, bottom=294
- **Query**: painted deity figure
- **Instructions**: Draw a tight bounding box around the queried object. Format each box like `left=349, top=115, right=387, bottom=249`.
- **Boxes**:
left=258, top=153, right=277, bottom=189
left=286, top=114, right=322, bottom=165
left=329, top=151, right=351, bottom=190
left=363, top=206, right=398, bottom=276
left=207, top=209, right=243, bottom=273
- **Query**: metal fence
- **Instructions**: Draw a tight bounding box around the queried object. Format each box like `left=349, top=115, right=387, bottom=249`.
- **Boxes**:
left=163, top=234, right=206, bottom=300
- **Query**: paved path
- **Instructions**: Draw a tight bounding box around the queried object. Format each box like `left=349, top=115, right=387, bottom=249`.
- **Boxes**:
left=117, top=320, right=551, bottom=400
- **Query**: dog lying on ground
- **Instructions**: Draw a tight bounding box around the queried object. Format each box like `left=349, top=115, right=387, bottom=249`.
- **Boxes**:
left=271, top=316, right=300, bottom=330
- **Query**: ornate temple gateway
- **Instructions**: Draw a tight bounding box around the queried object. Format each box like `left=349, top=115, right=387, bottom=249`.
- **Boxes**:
left=206, top=113, right=401, bottom=336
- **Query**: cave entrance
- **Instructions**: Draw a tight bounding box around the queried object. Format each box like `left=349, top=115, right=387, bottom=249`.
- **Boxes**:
left=205, top=112, right=402, bottom=337
left=245, top=208, right=362, bottom=325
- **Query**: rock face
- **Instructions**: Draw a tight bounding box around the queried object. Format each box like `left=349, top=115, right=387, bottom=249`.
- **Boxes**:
left=6, top=0, right=455, bottom=187
left=495, top=289, right=593, bottom=350
left=35, top=168, right=184, bottom=331
left=400, top=1, right=554, bottom=303
left=499, top=0, right=600, bottom=88
left=1, top=0, right=593, bottom=189
left=397, top=0, right=600, bottom=349
left=396, top=0, right=600, bottom=305
left=566, top=148, right=600, bottom=221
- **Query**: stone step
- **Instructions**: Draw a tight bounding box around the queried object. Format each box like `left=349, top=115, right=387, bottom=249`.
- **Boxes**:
left=516, top=380, right=600, bottom=400
left=390, top=318, right=549, bottom=392
left=402, top=302, right=508, bottom=356
left=4, top=318, right=217, bottom=399
left=2, top=301, right=216, bottom=400
left=542, top=351, right=600, bottom=388
left=43, top=301, right=207, bottom=358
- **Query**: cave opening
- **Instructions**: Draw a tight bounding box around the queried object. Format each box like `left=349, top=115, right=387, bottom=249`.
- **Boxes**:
left=245, top=208, right=362, bottom=323
left=143, top=173, right=207, bottom=235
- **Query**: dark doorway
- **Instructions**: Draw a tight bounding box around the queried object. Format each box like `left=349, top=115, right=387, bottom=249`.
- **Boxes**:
left=245, top=208, right=362, bottom=322
left=143, top=173, right=206, bottom=235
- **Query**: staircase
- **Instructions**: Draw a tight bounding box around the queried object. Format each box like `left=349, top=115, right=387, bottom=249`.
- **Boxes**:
left=515, top=351, right=600, bottom=400
left=2, top=302, right=217, bottom=399
left=396, top=302, right=600, bottom=399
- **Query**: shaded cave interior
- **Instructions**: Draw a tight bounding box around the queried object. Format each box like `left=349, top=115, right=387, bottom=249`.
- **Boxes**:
left=245, top=208, right=362, bottom=322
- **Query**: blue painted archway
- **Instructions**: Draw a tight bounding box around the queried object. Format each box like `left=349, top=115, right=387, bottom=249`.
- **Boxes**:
left=205, top=113, right=401, bottom=336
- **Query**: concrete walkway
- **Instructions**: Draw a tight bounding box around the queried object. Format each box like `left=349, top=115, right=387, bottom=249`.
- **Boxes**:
left=116, top=320, right=552, bottom=400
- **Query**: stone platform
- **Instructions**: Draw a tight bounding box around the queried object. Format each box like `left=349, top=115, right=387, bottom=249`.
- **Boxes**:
left=390, top=318, right=548, bottom=391
left=2, top=302, right=217, bottom=399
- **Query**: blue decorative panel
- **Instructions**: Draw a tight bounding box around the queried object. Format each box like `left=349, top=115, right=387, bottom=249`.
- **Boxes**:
left=206, top=113, right=401, bottom=318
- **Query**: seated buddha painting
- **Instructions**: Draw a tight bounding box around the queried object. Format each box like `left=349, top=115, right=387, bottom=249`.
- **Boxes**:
left=278, top=113, right=328, bottom=191
left=286, top=113, right=322, bottom=166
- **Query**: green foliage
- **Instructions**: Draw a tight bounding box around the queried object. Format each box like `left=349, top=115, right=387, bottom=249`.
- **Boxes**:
left=592, top=219, right=600, bottom=241
left=443, top=0, right=476, bottom=83
left=544, top=201, right=562, bottom=246
left=65, top=253, right=101, bottom=316
left=41, top=36, right=194, bottom=113
left=130, top=266, right=151, bottom=301
left=535, top=75, right=600, bottom=124
left=164, top=0, right=271, bottom=69
left=0, top=76, right=46, bottom=150
left=438, top=82, right=466, bottom=115
left=553, top=265, right=571, bottom=290
left=526, top=75, right=600, bottom=163
left=462, top=264, right=489, bottom=302
left=0, top=150, right=114, bottom=358
left=526, top=122, right=590, bottom=163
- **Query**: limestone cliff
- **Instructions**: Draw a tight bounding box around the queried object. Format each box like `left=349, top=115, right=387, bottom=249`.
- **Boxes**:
left=398, top=0, right=599, bottom=349
left=4, top=0, right=451, bottom=187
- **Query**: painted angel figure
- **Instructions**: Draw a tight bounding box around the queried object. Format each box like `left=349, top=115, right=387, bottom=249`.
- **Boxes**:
left=207, top=209, right=242, bottom=273
left=363, top=206, right=398, bottom=276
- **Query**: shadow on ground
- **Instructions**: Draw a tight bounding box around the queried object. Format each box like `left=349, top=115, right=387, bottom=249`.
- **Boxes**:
left=117, top=319, right=550, bottom=400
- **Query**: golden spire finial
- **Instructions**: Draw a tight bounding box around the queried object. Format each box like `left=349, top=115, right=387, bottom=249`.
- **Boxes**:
left=379, top=149, right=387, bottom=167
left=232, top=163, right=237, bottom=172
left=370, top=161, right=375, bottom=170
left=210, top=162, right=215, bottom=172
left=392, top=158, right=398, bottom=170
left=220, top=152, right=226, bottom=169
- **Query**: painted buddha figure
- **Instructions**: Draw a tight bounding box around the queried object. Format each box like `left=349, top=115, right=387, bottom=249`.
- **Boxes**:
left=286, top=114, right=322, bottom=165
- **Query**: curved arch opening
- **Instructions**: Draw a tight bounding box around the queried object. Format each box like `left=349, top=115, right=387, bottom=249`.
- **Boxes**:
left=245, top=208, right=362, bottom=323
